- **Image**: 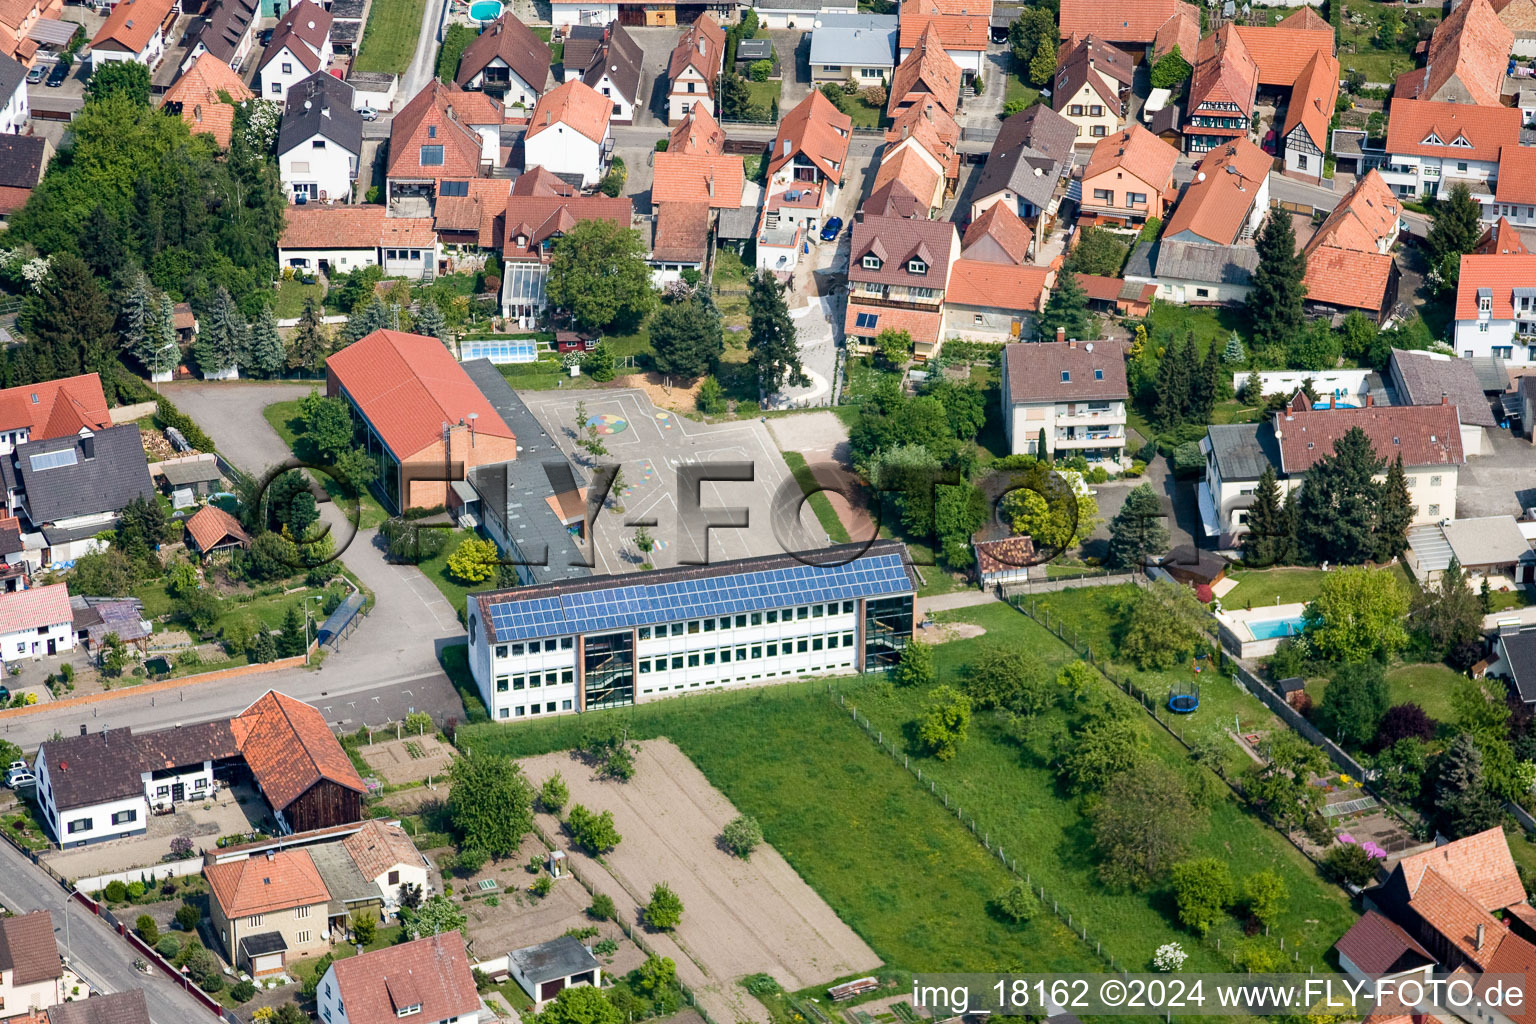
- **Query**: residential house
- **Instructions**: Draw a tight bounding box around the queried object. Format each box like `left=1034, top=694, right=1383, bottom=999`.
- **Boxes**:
left=1182, top=24, right=1257, bottom=154
left=1496, top=0, right=1536, bottom=56
left=1151, top=2, right=1199, bottom=62
left=231, top=689, right=368, bottom=833
left=342, top=819, right=430, bottom=909
left=651, top=149, right=745, bottom=282
left=317, top=934, right=481, bottom=1024
left=2, top=424, right=155, bottom=569
left=183, top=503, right=251, bottom=560
left=499, top=168, right=632, bottom=322
left=941, top=260, right=1051, bottom=341
left=765, top=89, right=851, bottom=232
left=1053, top=35, right=1131, bottom=144
left=1058, top=0, right=1186, bottom=51
left=509, top=936, right=602, bottom=1008
left=1333, top=911, right=1437, bottom=986
left=667, top=104, right=725, bottom=155
left=0, top=135, right=51, bottom=225
left=0, top=912, right=63, bottom=1019
left=432, top=177, right=512, bottom=253
left=1001, top=338, right=1128, bottom=461
left=0, top=0, right=62, bottom=68
left=562, top=22, right=643, bottom=125
left=1278, top=48, right=1338, bottom=182
left=1395, top=0, right=1511, bottom=108
left=0, top=374, right=110, bottom=457
left=1162, top=138, right=1271, bottom=245
left=1302, top=169, right=1403, bottom=322
left=897, top=0, right=987, bottom=82
left=386, top=81, right=503, bottom=203
left=278, top=205, right=438, bottom=278
left=1389, top=349, right=1498, bottom=456
left=870, top=146, right=944, bottom=218
left=257, top=0, right=333, bottom=103
left=888, top=23, right=961, bottom=117
left=43, top=991, right=151, bottom=1024
left=1489, top=146, right=1536, bottom=227
left=959, top=201, right=1033, bottom=263
left=455, top=13, right=550, bottom=108
left=326, top=329, right=519, bottom=511
left=1079, top=123, right=1179, bottom=226
left=753, top=0, right=857, bottom=30
left=179, top=0, right=261, bottom=75
left=206, top=849, right=333, bottom=976
left=667, top=13, right=724, bottom=123
left=524, top=80, right=612, bottom=189
left=968, top=103, right=1076, bottom=238
left=1453, top=253, right=1536, bottom=364
left=1197, top=395, right=1464, bottom=545
left=884, top=96, right=961, bottom=199
left=808, top=14, right=898, bottom=83
left=278, top=72, right=363, bottom=203
left=1497, top=624, right=1536, bottom=698
left=89, top=0, right=175, bottom=67
left=0, top=583, right=73, bottom=662
left=843, top=214, right=959, bottom=361
left=1380, top=99, right=1521, bottom=201
left=1475, top=213, right=1530, bottom=252
left=0, top=53, right=26, bottom=136
left=162, top=54, right=253, bottom=150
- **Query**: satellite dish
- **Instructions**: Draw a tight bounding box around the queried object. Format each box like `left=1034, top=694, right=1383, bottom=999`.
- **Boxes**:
left=1085, top=342, right=1093, bottom=352
left=1196, top=171, right=1206, bottom=181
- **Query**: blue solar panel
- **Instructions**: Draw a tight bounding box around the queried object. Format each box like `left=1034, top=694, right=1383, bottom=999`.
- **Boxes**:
left=486, top=552, right=911, bottom=642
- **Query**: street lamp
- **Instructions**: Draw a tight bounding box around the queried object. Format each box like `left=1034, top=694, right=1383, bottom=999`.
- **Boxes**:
left=303, top=594, right=324, bottom=665
left=61, top=886, right=77, bottom=964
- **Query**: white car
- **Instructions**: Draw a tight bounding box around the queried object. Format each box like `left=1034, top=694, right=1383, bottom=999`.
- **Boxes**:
left=4, top=759, right=25, bottom=775
left=358, top=106, right=378, bottom=122
left=6, top=770, right=35, bottom=789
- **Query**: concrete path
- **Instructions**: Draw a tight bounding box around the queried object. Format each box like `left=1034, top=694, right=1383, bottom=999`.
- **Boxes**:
left=398, top=0, right=452, bottom=103
left=917, top=589, right=995, bottom=615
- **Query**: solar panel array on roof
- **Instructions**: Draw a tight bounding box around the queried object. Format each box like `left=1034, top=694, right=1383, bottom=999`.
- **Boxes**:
left=486, top=552, right=912, bottom=641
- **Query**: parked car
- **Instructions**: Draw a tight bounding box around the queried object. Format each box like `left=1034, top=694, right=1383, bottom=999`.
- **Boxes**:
left=45, top=62, right=68, bottom=88
left=357, top=106, right=378, bottom=121
left=25, top=63, right=44, bottom=84
left=0, top=686, right=9, bottom=703
left=819, top=216, right=844, bottom=242
left=6, top=770, right=35, bottom=789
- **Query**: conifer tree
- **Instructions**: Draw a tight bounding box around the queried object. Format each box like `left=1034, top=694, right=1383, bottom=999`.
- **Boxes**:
left=1375, top=454, right=1413, bottom=562
left=1241, top=465, right=1290, bottom=568
left=247, top=305, right=286, bottom=378
left=193, top=286, right=245, bottom=378
left=1247, top=209, right=1307, bottom=353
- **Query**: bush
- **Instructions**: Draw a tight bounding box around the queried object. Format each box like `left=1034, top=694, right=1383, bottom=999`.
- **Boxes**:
left=589, top=893, right=617, bottom=920
left=231, top=981, right=257, bottom=1003
left=721, top=815, right=763, bottom=859
left=1324, top=841, right=1381, bottom=887
left=104, top=880, right=128, bottom=903
left=200, top=969, right=224, bottom=994
left=532, top=875, right=554, bottom=897
left=127, top=881, right=147, bottom=901
left=136, top=915, right=159, bottom=944
left=644, top=882, right=684, bottom=930
left=175, top=904, right=201, bottom=931
left=749, top=59, right=772, bottom=81
left=156, top=935, right=181, bottom=958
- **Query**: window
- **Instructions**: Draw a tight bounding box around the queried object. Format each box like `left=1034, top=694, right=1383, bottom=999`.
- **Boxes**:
left=1458, top=162, right=1469, bottom=173
left=1070, top=104, right=1084, bottom=116
left=440, top=180, right=470, bottom=197
left=562, top=699, right=573, bottom=710
left=703, top=618, right=715, bottom=632
left=812, top=604, right=824, bottom=617
left=282, top=62, right=293, bottom=73
left=544, top=639, right=557, bottom=652
left=511, top=643, right=524, bottom=656
left=974, top=313, right=984, bottom=325
left=270, top=82, right=281, bottom=93
left=751, top=645, right=762, bottom=658
left=719, top=617, right=730, bottom=629
left=1297, top=154, right=1308, bottom=170
left=751, top=612, right=762, bottom=625
left=428, top=126, right=437, bottom=138
left=515, top=706, right=526, bottom=717
left=855, top=312, right=879, bottom=330
left=111, top=809, right=136, bottom=825
left=796, top=639, right=809, bottom=653
left=512, top=675, right=525, bottom=690
left=735, top=615, right=747, bottom=628
left=1061, top=370, right=1071, bottom=382
left=822, top=64, right=842, bottom=71
left=297, top=931, right=311, bottom=945
left=671, top=623, right=684, bottom=636
left=638, top=626, right=651, bottom=640
left=1428, top=504, right=1441, bottom=516
left=1430, top=475, right=1442, bottom=487
left=767, top=642, right=779, bottom=656
left=544, top=671, right=557, bottom=686
left=388, top=870, right=400, bottom=885
left=688, top=620, right=701, bottom=634
left=1094, top=369, right=1103, bottom=380
left=561, top=669, right=573, bottom=684
left=296, top=905, right=311, bottom=919
left=419, top=145, right=444, bottom=166
left=67, top=818, right=92, bottom=834
left=1089, top=105, right=1103, bottom=116
left=704, top=651, right=716, bottom=665
left=812, top=637, right=824, bottom=651
left=1196, top=288, right=1210, bottom=298
left=1093, top=189, right=1113, bottom=202
left=671, top=655, right=684, bottom=669
left=908, top=258, right=928, bottom=275
left=248, top=915, right=264, bottom=927
left=720, top=649, right=731, bottom=663
left=688, top=653, right=700, bottom=667
left=640, top=659, right=652, bottom=674
left=497, top=677, right=509, bottom=692
left=828, top=634, right=839, bottom=648
left=766, top=609, right=779, bottom=623
left=861, top=254, right=882, bottom=270
left=843, top=601, right=854, bottom=613
left=1091, top=125, right=1107, bottom=137
left=796, top=606, right=809, bottom=620
left=1127, top=192, right=1147, bottom=207
left=496, top=645, right=508, bottom=658
left=193, top=777, right=206, bottom=789
left=157, top=785, right=170, bottom=797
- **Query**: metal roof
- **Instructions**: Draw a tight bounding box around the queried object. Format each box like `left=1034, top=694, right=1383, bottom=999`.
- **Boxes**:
left=1408, top=523, right=1455, bottom=573
left=1205, top=421, right=1280, bottom=482
left=1442, top=515, right=1532, bottom=568
left=808, top=14, right=897, bottom=67
left=509, top=936, right=600, bottom=984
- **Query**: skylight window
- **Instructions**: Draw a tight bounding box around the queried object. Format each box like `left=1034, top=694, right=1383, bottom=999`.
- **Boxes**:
left=28, top=449, right=77, bottom=471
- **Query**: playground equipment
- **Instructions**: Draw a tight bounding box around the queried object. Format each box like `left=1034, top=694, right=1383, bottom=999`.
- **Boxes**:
left=1168, top=681, right=1200, bottom=714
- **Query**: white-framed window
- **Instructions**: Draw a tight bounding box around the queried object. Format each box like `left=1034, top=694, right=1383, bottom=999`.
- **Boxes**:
left=907, top=258, right=927, bottom=274
left=248, top=914, right=263, bottom=927
left=1430, top=475, right=1442, bottom=487
left=297, top=931, right=311, bottom=944
left=296, top=905, right=311, bottom=919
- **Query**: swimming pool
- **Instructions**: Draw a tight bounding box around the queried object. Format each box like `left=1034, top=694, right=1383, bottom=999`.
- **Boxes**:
left=1248, top=616, right=1307, bottom=640
left=468, top=0, right=502, bottom=22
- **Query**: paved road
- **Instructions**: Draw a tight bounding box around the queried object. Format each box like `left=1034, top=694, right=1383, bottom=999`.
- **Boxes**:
left=0, top=843, right=215, bottom=1024
left=398, top=0, right=452, bottom=106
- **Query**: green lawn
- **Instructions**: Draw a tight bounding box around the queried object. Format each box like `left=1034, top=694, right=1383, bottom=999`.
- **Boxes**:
left=531, top=26, right=563, bottom=65
left=843, top=93, right=884, bottom=129
left=458, top=674, right=1101, bottom=976
left=1002, top=70, right=1039, bottom=116
left=1145, top=302, right=1250, bottom=353
left=1382, top=662, right=1465, bottom=723
left=1335, top=0, right=1434, bottom=84
left=274, top=279, right=324, bottom=320
left=782, top=451, right=851, bottom=544
left=263, top=400, right=390, bottom=530
left=746, top=79, right=781, bottom=115
left=354, top=0, right=427, bottom=73
left=1221, top=564, right=1416, bottom=612
left=411, top=528, right=482, bottom=622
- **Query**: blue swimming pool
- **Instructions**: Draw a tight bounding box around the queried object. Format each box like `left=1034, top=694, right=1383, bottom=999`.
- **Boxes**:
left=468, top=0, right=502, bottom=22
left=1249, top=616, right=1307, bottom=640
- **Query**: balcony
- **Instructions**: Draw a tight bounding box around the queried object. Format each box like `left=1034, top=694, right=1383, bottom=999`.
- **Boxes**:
left=848, top=291, right=943, bottom=311
left=1056, top=407, right=1123, bottom=422
left=1058, top=434, right=1125, bottom=448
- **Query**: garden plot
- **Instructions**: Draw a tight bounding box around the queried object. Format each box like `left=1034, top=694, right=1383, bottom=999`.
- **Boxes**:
left=359, top=735, right=455, bottom=786
left=519, top=740, right=882, bottom=993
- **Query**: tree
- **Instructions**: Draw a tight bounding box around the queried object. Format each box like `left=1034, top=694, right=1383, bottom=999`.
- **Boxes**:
left=1286, top=319, right=1341, bottom=372
left=962, top=643, right=1054, bottom=714
left=1243, top=732, right=1329, bottom=829
left=1324, top=842, right=1381, bottom=887
left=650, top=292, right=724, bottom=378
left=935, top=481, right=988, bottom=568
left=721, top=815, right=764, bottom=859
left=1240, top=465, right=1292, bottom=568
left=1152, top=332, right=1196, bottom=429
left=1192, top=336, right=1222, bottom=422
left=1377, top=703, right=1437, bottom=748
left=566, top=804, right=622, bottom=853
left=120, top=494, right=170, bottom=547
left=892, top=638, right=936, bottom=688
left=644, top=883, right=684, bottom=930
left=351, top=912, right=376, bottom=946
left=289, top=295, right=330, bottom=372
left=992, top=880, right=1037, bottom=925
left=344, top=296, right=390, bottom=342
left=1119, top=581, right=1208, bottom=670
left=1247, top=208, right=1307, bottom=352
left=1303, top=567, right=1409, bottom=662
left=416, top=299, right=448, bottom=343
left=1370, top=737, right=1429, bottom=803
left=21, top=253, right=115, bottom=381
left=447, top=751, right=535, bottom=858
left=999, top=463, right=1097, bottom=553
left=403, top=894, right=468, bottom=939
left=584, top=342, right=616, bottom=383
left=747, top=272, right=808, bottom=394
left=547, top=219, right=656, bottom=332
left=1436, top=733, right=1505, bottom=838
left=918, top=685, right=972, bottom=761
left=71, top=549, right=134, bottom=596
left=86, top=60, right=151, bottom=105
left=539, top=985, right=624, bottom=1024
left=194, top=286, right=245, bottom=378
left=540, top=772, right=569, bottom=812
left=696, top=375, right=725, bottom=415
left=136, top=914, right=159, bottom=944
left=1056, top=702, right=1143, bottom=792
left=1319, top=660, right=1390, bottom=747
left=874, top=327, right=912, bottom=368
left=1028, top=35, right=1056, bottom=86
left=1169, top=857, right=1233, bottom=936
left=119, top=271, right=153, bottom=367
left=1105, top=484, right=1169, bottom=571
left=1088, top=759, right=1199, bottom=889
left=1008, top=7, right=1056, bottom=64
left=718, top=71, right=753, bottom=120
left=1149, top=44, right=1191, bottom=89
left=1037, top=267, right=1091, bottom=339
left=1339, top=311, right=1380, bottom=362
left=1056, top=660, right=1095, bottom=702
left=1427, top=181, right=1482, bottom=269
left=1242, top=870, right=1288, bottom=930
left=1065, top=227, right=1129, bottom=277
left=1296, top=426, right=1386, bottom=565
left=1451, top=676, right=1510, bottom=743
left=175, top=590, right=222, bottom=632
left=247, top=305, right=286, bottom=378
left=588, top=893, right=616, bottom=920
left=1413, top=555, right=1483, bottom=657
left=447, top=536, right=502, bottom=584
left=146, top=292, right=179, bottom=378
left=276, top=604, right=308, bottom=658
left=1220, top=330, right=1246, bottom=366
left=636, top=955, right=677, bottom=996
left=1376, top=455, right=1413, bottom=562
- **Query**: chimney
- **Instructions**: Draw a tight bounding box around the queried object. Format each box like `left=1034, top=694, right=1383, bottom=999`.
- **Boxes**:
left=1442, top=392, right=1449, bottom=405
left=446, top=104, right=456, bottom=121
left=1068, top=338, right=1077, bottom=348
left=1478, top=923, right=1486, bottom=951
left=1365, top=394, right=1372, bottom=407
left=1056, top=326, right=1065, bottom=344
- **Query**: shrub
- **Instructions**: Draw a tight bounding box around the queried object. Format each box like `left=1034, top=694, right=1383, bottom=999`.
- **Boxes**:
left=104, top=880, right=128, bottom=903
left=532, top=875, right=554, bottom=897
left=540, top=772, right=569, bottom=813
left=456, top=847, right=488, bottom=876
left=1324, top=840, right=1382, bottom=887
left=156, top=935, right=181, bottom=958
left=749, top=59, right=772, bottom=81
left=136, top=915, right=159, bottom=944
left=200, top=969, right=224, bottom=993
left=231, top=981, right=257, bottom=1003
left=644, top=882, right=684, bottom=930
left=720, top=815, right=763, bottom=859
left=175, top=904, right=201, bottom=931
left=589, top=893, right=617, bottom=920
left=352, top=913, right=376, bottom=945
left=126, top=881, right=147, bottom=901
left=594, top=937, right=619, bottom=956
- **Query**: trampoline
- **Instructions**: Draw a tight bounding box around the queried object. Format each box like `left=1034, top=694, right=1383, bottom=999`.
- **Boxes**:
left=1168, top=681, right=1200, bottom=714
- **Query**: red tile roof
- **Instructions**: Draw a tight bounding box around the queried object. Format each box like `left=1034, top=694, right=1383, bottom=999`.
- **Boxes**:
left=1477, top=932, right=1536, bottom=1024
left=922, top=0, right=990, bottom=14
left=1054, top=36, right=1126, bottom=115
left=668, top=105, right=725, bottom=155
left=961, top=201, right=1033, bottom=264
left=1303, top=245, right=1395, bottom=314
left=890, top=23, right=962, bottom=113
left=1307, top=169, right=1401, bottom=254
left=163, top=54, right=254, bottom=148
left=0, top=911, right=62, bottom=986
left=1163, top=138, right=1270, bottom=245
left=1189, top=24, right=1258, bottom=118
left=527, top=79, right=611, bottom=144
left=1474, top=215, right=1529, bottom=255
left=502, top=194, right=632, bottom=259
left=433, top=177, right=512, bottom=247
left=1281, top=48, right=1339, bottom=150
left=92, top=0, right=175, bottom=53
left=1059, top=0, right=1186, bottom=45
left=769, top=90, right=852, bottom=179
left=261, top=0, right=331, bottom=75
left=343, top=820, right=421, bottom=881
left=651, top=201, right=711, bottom=263
left=945, top=259, right=1050, bottom=310
left=1151, top=3, right=1199, bottom=61
left=326, top=330, right=515, bottom=459
left=1385, top=99, right=1521, bottom=165
left=511, top=164, right=577, bottom=197
left=387, top=81, right=500, bottom=182
left=1278, top=6, right=1330, bottom=30
left=974, top=535, right=1036, bottom=573
left=279, top=205, right=387, bottom=249
left=1402, top=0, right=1512, bottom=107
left=1084, top=123, right=1179, bottom=191
left=871, top=145, right=942, bottom=209
left=898, top=0, right=989, bottom=49
left=1232, top=23, right=1337, bottom=86
left=455, top=13, right=551, bottom=95
left=1396, top=826, right=1527, bottom=910
left=0, top=372, right=110, bottom=438
left=184, top=503, right=250, bottom=553
left=843, top=301, right=943, bottom=344
left=652, top=152, right=744, bottom=207
left=1333, top=910, right=1436, bottom=975
left=330, top=934, right=480, bottom=1024
left=1409, top=867, right=1507, bottom=968
left=1004, top=339, right=1129, bottom=401
left=668, top=13, right=725, bottom=89
left=886, top=97, right=961, bottom=169
left=205, top=848, right=330, bottom=918
left=1273, top=400, right=1465, bottom=472
left=1456, top=252, right=1536, bottom=317
left=1497, top=145, right=1536, bottom=204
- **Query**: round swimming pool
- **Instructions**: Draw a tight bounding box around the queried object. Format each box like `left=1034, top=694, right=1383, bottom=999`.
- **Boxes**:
left=467, top=0, right=502, bottom=22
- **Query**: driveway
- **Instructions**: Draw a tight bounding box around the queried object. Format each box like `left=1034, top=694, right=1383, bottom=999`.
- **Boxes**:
left=962, top=45, right=1009, bottom=127
left=622, top=26, right=683, bottom=127
left=397, top=0, right=452, bottom=103
left=769, top=29, right=810, bottom=108
left=1081, top=456, right=1198, bottom=561
left=1455, top=426, right=1536, bottom=517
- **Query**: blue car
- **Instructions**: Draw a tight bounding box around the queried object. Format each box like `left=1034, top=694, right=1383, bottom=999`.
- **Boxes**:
left=819, top=217, right=844, bottom=242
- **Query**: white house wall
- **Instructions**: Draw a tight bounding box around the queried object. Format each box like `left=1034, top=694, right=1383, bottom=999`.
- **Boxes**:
left=524, top=126, right=603, bottom=187
left=281, top=136, right=358, bottom=202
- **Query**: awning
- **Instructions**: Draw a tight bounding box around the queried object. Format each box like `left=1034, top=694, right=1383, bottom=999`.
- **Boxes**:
left=1196, top=483, right=1223, bottom=539
left=27, top=17, right=78, bottom=47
